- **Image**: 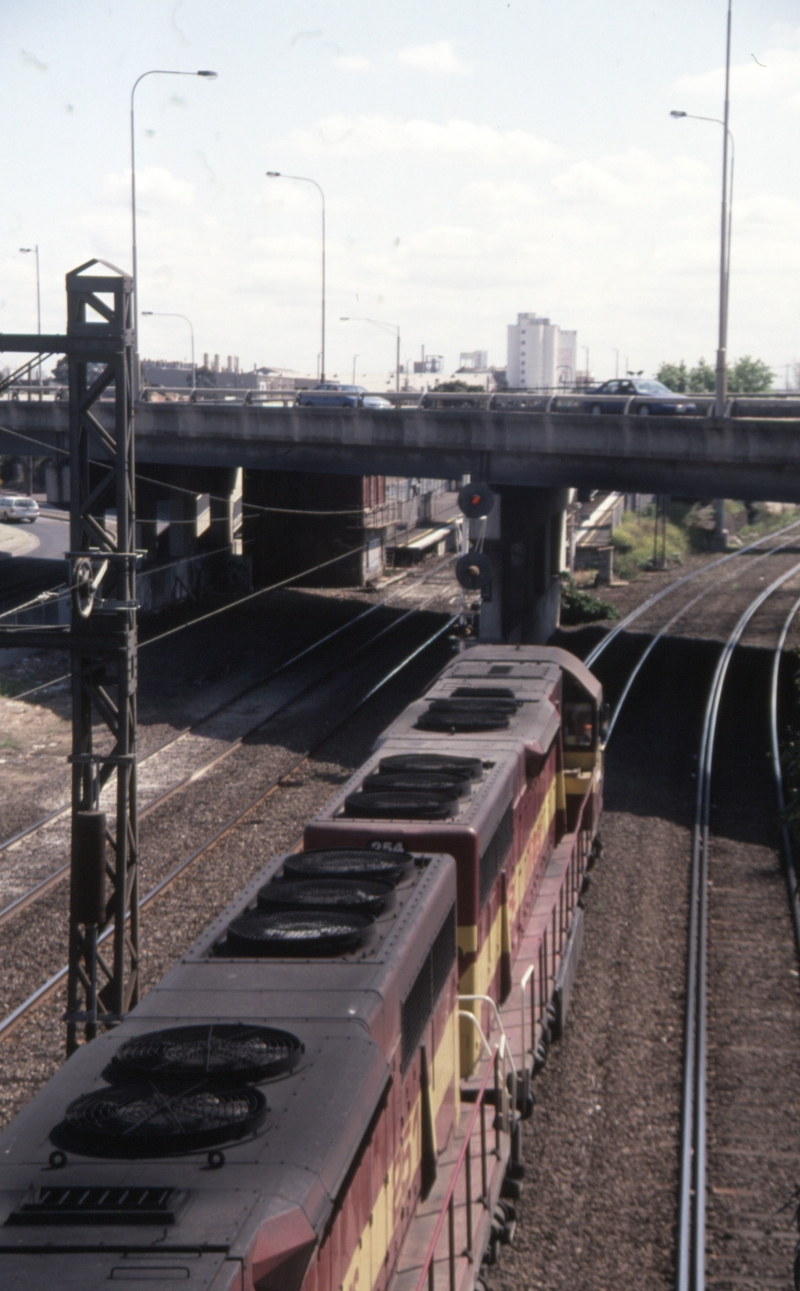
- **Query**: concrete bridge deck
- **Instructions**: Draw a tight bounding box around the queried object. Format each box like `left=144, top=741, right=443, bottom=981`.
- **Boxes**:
left=2, top=399, right=800, bottom=501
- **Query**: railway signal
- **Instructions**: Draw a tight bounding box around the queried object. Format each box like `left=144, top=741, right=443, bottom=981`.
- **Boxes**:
left=458, top=481, right=495, bottom=519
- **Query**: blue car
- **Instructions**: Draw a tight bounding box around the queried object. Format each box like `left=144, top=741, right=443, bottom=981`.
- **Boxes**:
left=583, top=379, right=698, bottom=416
left=295, top=383, right=393, bottom=410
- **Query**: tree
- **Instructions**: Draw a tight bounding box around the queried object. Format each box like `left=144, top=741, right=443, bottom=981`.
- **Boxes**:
left=434, top=380, right=484, bottom=392
left=687, top=358, right=716, bottom=392
left=194, top=365, right=217, bottom=388
left=656, top=361, right=688, bottom=392
left=728, top=355, right=773, bottom=393
left=656, top=355, right=774, bottom=394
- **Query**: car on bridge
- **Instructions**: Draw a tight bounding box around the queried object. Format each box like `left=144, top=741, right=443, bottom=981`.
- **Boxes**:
left=0, top=493, right=39, bottom=522
left=295, top=382, right=393, bottom=410
left=581, top=379, right=698, bottom=416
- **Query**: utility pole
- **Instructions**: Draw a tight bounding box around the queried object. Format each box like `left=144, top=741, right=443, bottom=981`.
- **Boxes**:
left=0, top=259, right=139, bottom=1054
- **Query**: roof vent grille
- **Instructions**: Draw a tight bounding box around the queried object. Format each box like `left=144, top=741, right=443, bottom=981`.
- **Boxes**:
left=6, top=1185, right=189, bottom=1227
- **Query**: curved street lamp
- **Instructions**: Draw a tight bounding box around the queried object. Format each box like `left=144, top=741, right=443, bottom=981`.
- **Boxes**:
left=19, top=245, right=41, bottom=382
left=670, top=1, right=733, bottom=418
left=142, top=310, right=196, bottom=390
left=130, top=68, right=217, bottom=393
left=266, top=172, right=326, bottom=382
left=340, top=317, right=401, bottom=392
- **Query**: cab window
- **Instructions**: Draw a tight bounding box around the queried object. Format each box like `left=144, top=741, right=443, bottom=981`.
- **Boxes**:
left=563, top=701, right=595, bottom=749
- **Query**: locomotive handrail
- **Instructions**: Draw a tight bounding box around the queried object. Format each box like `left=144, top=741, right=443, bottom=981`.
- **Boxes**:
left=458, top=1000, right=518, bottom=1137
left=414, top=1042, right=501, bottom=1291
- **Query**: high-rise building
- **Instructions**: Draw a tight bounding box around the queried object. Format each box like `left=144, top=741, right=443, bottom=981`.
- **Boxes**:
left=507, top=313, right=577, bottom=389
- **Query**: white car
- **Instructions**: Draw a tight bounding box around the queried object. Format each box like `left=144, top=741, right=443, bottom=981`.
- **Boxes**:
left=0, top=494, right=39, bottom=523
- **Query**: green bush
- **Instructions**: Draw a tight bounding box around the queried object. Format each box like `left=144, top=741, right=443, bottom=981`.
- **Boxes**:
left=560, top=574, right=619, bottom=625
left=609, top=509, right=688, bottom=580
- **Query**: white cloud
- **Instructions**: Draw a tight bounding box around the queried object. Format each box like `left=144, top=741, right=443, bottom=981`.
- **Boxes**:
left=104, top=166, right=195, bottom=207
left=397, top=40, right=472, bottom=75
left=282, top=114, right=561, bottom=163
left=552, top=149, right=708, bottom=208
left=333, top=54, right=375, bottom=72
left=674, top=41, right=800, bottom=108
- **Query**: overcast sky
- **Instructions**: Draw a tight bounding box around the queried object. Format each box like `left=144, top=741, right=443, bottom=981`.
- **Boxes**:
left=1, top=0, right=798, bottom=385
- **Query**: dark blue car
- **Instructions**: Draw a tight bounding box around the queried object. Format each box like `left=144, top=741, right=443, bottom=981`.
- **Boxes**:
left=583, top=378, right=698, bottom=416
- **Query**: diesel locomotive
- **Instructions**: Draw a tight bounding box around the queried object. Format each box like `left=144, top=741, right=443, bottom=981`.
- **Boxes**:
left=0, top=644, right=603, bottom=1291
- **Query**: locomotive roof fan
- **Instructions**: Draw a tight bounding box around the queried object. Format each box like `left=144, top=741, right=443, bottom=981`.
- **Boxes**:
left=378, top=752, right=485, bottom=781
left=343, top=788, right=459, bottom=820
left=361, top=770, right=472, bottom=798
left=110, top=1023, right=303, bottom=1084
left=283, top=848, right=416, bottom=886
left=54, top=1084, right=267, bottom=1158
left=257, top=876, right=395, bottom=917
left=226, top=908, right=375, bottom=957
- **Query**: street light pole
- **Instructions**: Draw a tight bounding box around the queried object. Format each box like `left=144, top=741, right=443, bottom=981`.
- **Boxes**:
left=131, top=68, right=217, bottom=395
left=142, top=310, right=196, bottom=390
left=266, top=172, right=326, bottom=382
left=671, top=2, right=733, bottom=418
left=19, top=245, right=41, bottom=382
left=341, top=317, right=401, bottom=392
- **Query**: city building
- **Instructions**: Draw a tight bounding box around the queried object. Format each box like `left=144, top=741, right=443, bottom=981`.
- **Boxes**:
left=507, top=313, right=577, bottom=390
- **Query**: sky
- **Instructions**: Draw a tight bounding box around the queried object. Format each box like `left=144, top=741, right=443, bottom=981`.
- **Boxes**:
left=1, top=0, right=799, bottom=386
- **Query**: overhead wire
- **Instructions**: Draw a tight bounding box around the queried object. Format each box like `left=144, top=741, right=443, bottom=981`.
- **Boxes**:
left=4, top=546, right=457, bottom=702
left=0, top=422, right=397, bottom=517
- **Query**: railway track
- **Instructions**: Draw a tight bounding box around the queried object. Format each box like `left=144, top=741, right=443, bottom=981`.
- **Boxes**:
left=5, top=522, right=800, bottom=1280
left=495, top=540, right=800, bottom=1290
left=0, top=557, right=457, bottom=924
left=0, top=611, right=458, bottom=1045
left=676, top=564, right=800, bottom=1290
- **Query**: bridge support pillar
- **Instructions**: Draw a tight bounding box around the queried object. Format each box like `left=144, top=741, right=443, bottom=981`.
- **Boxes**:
left=244, top=469, right=379, bottom=589
left=478, top=486, right=567, bottom=643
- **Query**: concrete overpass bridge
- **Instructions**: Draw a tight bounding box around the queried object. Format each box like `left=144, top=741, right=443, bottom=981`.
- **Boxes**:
left=3, top=392, right=800, bottom=643
left=3, top=395, right=800, bottom=502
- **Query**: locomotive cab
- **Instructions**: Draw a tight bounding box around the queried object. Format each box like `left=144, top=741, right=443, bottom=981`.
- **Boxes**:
left=558, top=658, right=603, bottom=833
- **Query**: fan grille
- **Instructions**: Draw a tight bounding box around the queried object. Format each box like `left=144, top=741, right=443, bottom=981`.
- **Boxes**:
left=428, top=696, right=518, bottom=715
left=57, top=1085, right=266, bottom=1157
left=226, top=908, right=373, bottom=957
left=362, top=771, right=471, bottom=798
left=284, top=849, right=415, bottom=885
left=344, top=790, right=457, bottom=820
left=378, top=753, right=484, bottom=781
left=258, top=877, right=393, bottom=917
left=451, top=686, right=516, bottom=700
left=111, top=1024, right=302, bottom=1084
left=416, top=710, right=510, bottom=733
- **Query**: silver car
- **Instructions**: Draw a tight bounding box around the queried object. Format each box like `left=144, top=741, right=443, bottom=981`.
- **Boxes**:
left=0, top=494, right=39, bottom=523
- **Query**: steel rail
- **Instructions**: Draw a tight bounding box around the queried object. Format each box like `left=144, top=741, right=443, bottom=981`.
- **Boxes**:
left=586, top=515, right=800, bottom=668
left=605, top=531, right=800, bottom=740
left=768, top=594, right=800, bottom=958
left=0, top=578, right=455, bottom=928
left=676, top=558, right=800, bottom=1291
left=0, top=553, right=456, bottom=858
left=0, top=614, right=458, bottom=1041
